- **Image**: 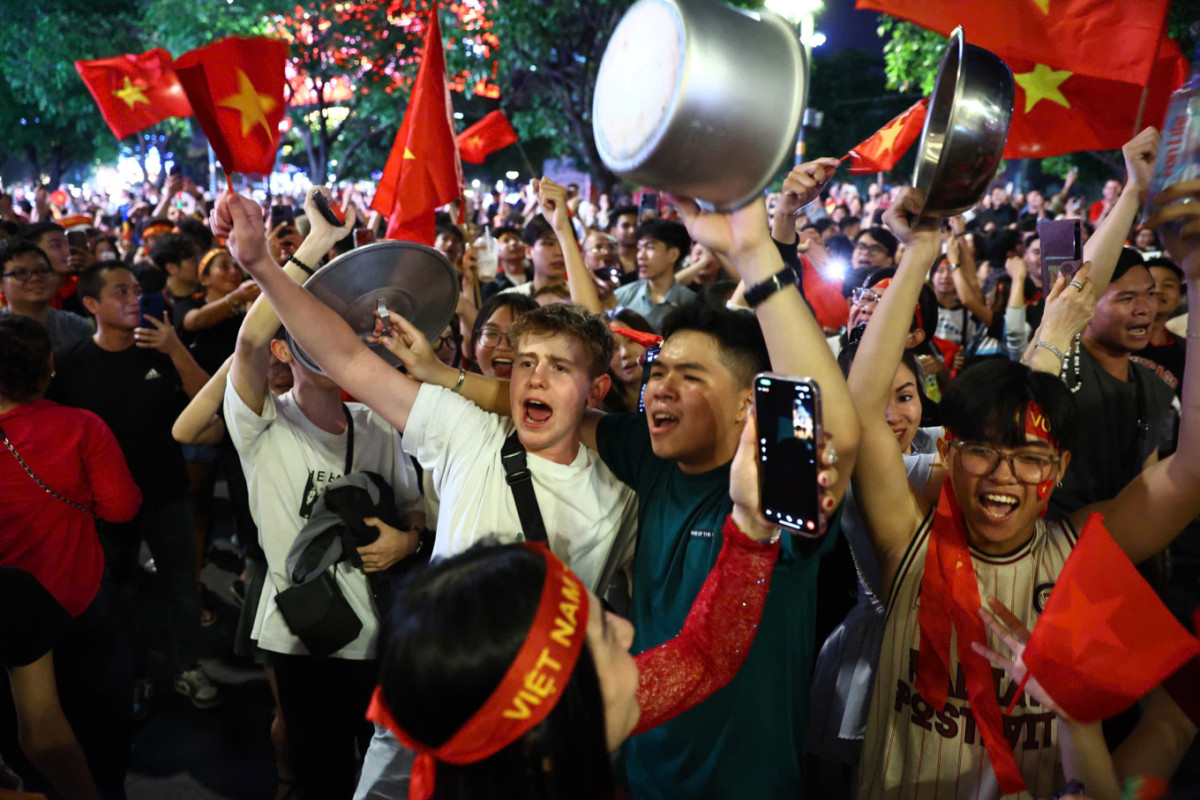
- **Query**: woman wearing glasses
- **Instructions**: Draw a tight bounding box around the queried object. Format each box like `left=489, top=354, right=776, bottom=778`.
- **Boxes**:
left=464, top=294, right=538, bottom=379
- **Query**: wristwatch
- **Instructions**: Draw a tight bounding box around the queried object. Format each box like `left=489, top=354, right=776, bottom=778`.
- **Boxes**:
left=744, top=269, right=798, bottom=308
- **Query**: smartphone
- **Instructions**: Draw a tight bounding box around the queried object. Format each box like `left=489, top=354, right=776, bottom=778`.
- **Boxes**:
left=353, top=228, right=377, bottom=248
left=139, top=292, right=169, bottom=328
left=755, top=373, right=823, bottom=536
left=313, top=191, right=344, bottom=226
left=1037, top=218, right=1082, bottom=290
left=270, top=205, right=296, bottom=229
left=638, top=192, right=659, bottom=221
left=637, top=343, right=661, bottom=414
left=66, top=230, right=89, bottom=251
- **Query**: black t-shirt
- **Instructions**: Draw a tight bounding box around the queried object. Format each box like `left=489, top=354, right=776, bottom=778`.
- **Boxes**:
left=171, top=293, right=242, bottom=374
left=976, top=205, right=1018, bottom=230
left=47, top=339, right=189, bottom=509
left=1133, top=335, right=1186, bottom=398
left=1048, top=346, right=1175, bottom=519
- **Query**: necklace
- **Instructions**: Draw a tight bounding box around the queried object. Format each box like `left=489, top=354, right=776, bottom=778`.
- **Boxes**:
left=1066, top=333, right=1082, bottom=394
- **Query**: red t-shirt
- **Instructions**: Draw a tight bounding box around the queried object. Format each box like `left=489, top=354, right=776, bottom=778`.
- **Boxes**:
left=0, top=399, right=141, bottom=615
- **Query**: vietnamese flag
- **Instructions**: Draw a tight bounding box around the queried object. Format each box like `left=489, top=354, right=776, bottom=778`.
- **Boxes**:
left=1002, top=38, right=1188, bottom=158
left=844, top=98, right=928, bottom=175
left=174, top=37, right=288, bottom=178
left=75, top=48, right=193, bottom=140
left=1020, top=513, right=1200, bottom=724
left=370, top=7, right=464, bottom=245
left=457, top=110, right=519, bottom=164
left=856, top=0, right=1169, bottom=88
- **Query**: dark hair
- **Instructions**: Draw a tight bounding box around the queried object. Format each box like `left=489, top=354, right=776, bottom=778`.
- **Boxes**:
left=837, top=332, right=931, bottom=422
left=493, top=225, right=522, bottom=242
left=468, top=293, right=539, bottom=370
left=0, top=221, right=18, bottom=240
left=607, top=205, right=638, bottom=231
left=941, top=359, right=1077, bottom=452
left=0, top=315, right=52, bottom=403
left=983, top=228, right=1021, bottom=272
left=175, top=217, right=215, bottom=253
left=1144, top=255, right=1183, bottom=281
left=378, top=543, right=612, bottom=800
left=510, top=303, right=615, bottom=379
left=825, top=234, right=854, bottom=264
left=77, top=262, right=132, bottom=302
left=149, top=232, right=199, bottom=270
left=606, top=307, right=654, bottom=334
left=636, top=219, right=690, bottom=268
left=16, top=222, right=64, bottom=245
left=812, top=218, right=837, bottom=235
left=699, top=280, right=738, bottom=307
left=0, top=239, right=51, bottom=274
left=1110, top=246, right=1151, bottom=285
left=436, top=220, right=465, bottom=245
left=522, top=216, right=554, bottom=247
left=661, top=303, right=769, bottom=389
left=856, top=226, right=898, bottom=259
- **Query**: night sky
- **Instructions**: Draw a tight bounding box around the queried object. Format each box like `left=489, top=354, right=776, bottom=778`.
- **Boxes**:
left=820, top=0, right=885, bottom=55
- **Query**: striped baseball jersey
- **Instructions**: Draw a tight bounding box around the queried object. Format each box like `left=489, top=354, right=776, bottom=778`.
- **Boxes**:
left=858, top=511, right=1079, bottom=800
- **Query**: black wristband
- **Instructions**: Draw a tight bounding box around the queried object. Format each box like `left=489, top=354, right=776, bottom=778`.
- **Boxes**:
left=287, top=255, right=315, bottom=276
left=744, top=269, right=798, bottom=308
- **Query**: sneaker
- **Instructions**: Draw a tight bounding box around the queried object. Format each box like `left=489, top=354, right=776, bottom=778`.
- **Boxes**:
left=174, top=667, right=222, bottom=709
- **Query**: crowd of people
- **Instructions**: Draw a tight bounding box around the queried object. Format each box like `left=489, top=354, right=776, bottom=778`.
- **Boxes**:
left=1, top=116, right=1199, bottom=800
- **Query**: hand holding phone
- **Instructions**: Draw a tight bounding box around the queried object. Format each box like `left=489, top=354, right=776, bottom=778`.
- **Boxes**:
left=1037, top=218, right=1082, bottom=290
left=312, top=191, right=345, bottom=227
left=754, top=374, right=823, bottom=536
left=638, top=192, right=660, bottom=221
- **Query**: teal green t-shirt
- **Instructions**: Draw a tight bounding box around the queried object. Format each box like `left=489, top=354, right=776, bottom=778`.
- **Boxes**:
left=597, top=413, right=839, bottom=800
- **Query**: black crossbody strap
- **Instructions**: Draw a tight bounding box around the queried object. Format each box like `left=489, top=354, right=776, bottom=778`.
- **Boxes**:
left=500, top=431, right=548, bottom=543
left=0, top=425, right=96, bottom=518
left=342, top=404, right=354, bottom=475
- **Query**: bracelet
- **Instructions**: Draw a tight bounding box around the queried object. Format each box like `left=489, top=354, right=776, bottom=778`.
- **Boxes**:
left=287, top=254, right=315, bottom=276
left=744, top=269, right=798, bottom=308
left=1035, top=339, right=1066, bottom=364
left=451, top=368, right=466, bottom=394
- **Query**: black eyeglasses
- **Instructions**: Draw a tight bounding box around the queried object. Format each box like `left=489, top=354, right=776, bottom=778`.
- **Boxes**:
left=1, top=266, right=54, bottom=282
left=949, top=441, right=1061, bottom=484
left=477, top=327, right=512, bottom=348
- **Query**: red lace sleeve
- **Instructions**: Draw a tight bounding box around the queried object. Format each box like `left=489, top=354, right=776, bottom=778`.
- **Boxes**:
left=631, top=514, right=779, bottom=736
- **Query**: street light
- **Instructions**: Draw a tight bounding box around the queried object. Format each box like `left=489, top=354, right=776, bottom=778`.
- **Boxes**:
left=763, top=0, right=821, bottom=25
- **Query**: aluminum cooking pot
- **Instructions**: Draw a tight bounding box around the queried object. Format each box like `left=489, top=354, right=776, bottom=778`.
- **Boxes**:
left=913, top=27, right=1014, bottom=217
left=284, top=241, right=459, bottom=377
left=592, top=0, right=808, bottom=212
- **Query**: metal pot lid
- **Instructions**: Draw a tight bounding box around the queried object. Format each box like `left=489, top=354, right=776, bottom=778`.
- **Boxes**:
left=285, top=240, right=459, bottom=376
left=912, top=27, right=1014, bottom=217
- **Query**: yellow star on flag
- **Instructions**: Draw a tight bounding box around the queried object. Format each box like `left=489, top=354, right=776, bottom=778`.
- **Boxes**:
left=217, top=69, right=278, bottom=139
left=113, top=77, right=150, bottom=109
left=467, top=135, right=484, bottom=149
left=1033, top=0, right=1049, bottom=13
left=874, top=116, right=906, bottom=155
left=403, top=148, right=415, bottom=159
left=1014, top=63, right=1072, bottom=113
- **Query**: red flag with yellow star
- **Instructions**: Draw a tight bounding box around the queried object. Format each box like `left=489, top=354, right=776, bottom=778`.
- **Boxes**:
left=74, top=48, right=193, bottom=140
left=457, top=110, right=519, bottom=164
left=856, top=0, right=1169, bottom=87
left=174, top=37, right=288, bottom=178
left=1020, top=513, right=1200, bottom=724
left=1002, top=38, right=1187, bottom=158
left=844, top=98, right=927, bottom=175
left=370, top=7, right=463, bottom=245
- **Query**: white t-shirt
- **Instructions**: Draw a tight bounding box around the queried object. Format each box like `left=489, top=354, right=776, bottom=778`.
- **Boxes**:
left=404, top=384, right=638, bottom=591
left=224, top=384, right=422, bottom=660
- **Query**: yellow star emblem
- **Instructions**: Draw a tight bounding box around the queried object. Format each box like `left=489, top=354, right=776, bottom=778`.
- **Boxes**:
left=1033, top=0, right=1049, bottom=12
left=468, top=135, right=484, bottom=149
left=875, top=116, right=906, bottom=155
left=217, top=69, right=278, bottom=139
left=113, top=77, right=150, bottom=109
left=403, top=147, right=415, bottom=160
left=1014, top=63, right=1072, bottom=114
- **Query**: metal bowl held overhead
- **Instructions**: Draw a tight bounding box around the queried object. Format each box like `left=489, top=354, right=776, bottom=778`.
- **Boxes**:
left=592, top=0, right=808, bottom=212
left=913, top=27, right=1014, bottom=217
left=285, top=241, right=459, bottom=377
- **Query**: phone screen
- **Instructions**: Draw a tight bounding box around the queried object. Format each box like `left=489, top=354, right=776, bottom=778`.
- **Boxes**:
left=270, top=205, right=296, bottom=229
left=66, top=230, right=89, bottom=251
left=139, top=292, right=168, bottom=328
left=638, top=192, right=659, bottom=221
left=755, top=374, right=822, bottom=535
left=637, top=343, right=661, bottom=414
left=1037, top=218, right=1082, bottom=290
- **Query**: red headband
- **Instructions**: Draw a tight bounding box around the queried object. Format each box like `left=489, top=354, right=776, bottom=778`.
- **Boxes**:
left=366, top=545, right=590, bottom=800
left=1023, top=401, right=1057, bottom=448
left=142, top=222, right=173, bottom=239
left=611, top=326, right=662, bottom=349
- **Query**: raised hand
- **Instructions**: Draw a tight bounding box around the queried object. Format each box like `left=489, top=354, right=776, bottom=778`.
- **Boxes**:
left=970, top=596, right=1071, bottom=720
left=779, top=158, right=842, bottom=217
left=134, top=311, right=184, bottom=355
left=301, top=186, right=356, bottom=248
left=1038, top=261, right=1097, bottom=346
left=1122, top=127, right=1161, bottom=202
left=368, top=308, right=444, bottom=384
left=534, top=177, right=571, bottom=234
left=210, top=191, right=271, bottom=271
left=882, top=187, right=939, bottom=250
left=670, top=194, right=771, bottom=263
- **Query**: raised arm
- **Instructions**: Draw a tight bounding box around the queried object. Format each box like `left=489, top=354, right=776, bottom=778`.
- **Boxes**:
left=227, top=188, right=355, bottom=415
left=215, top=190, right=421, bottom=432
left=1021, top=262, right=1098, bottom=375
left=1082, top=128, right=1159, bottom=292
left=947, top=234, right=993, bottom=326
left=535, top=177, right=603, bottom=314
left=1078, top=180, right=1200, bottom=562
left=672, top=158, right=859, bottom=505
left=173, top=355, right=232, bottom=445
left=845, top=188, right=940, bottom=590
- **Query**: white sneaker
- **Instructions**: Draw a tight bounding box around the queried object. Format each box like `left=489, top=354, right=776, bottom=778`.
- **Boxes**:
left=174, top=667, right=221, bottom=709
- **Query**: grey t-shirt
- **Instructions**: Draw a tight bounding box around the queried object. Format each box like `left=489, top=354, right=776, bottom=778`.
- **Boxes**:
left=1, top=307, right=93, bottom=353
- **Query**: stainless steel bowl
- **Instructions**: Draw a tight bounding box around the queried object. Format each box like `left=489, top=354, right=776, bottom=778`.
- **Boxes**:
left=592, top=0, right=807, bottom=212
left=912, top=28, right=1014, bottom=217
left=285, top=241, right=459, bottom=376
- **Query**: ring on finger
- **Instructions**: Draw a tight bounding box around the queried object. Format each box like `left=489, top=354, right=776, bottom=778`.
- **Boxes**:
left=827, top=450, right=839, bottom=465
left=1068, top=279, right=1085, bottom=290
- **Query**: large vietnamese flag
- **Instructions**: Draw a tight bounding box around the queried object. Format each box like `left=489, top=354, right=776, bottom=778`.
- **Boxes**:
left=75, top=48, right=193, bottom=140
left=174, top=37, right=288, bottom=178
left=856, top=0, right=1169, bottom=87
left=1002, top=38, right=1188, bottom=158
left=370, top=7, right=464, bottom=245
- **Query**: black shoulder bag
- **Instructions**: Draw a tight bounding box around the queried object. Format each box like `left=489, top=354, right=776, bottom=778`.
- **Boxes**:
left=274, top=406, right=364, bottom=658
left=500, top=431, right=549, bottom=543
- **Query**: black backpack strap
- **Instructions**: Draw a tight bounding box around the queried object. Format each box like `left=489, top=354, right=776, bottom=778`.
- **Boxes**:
left=500, top=431, right=549, bottom=543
